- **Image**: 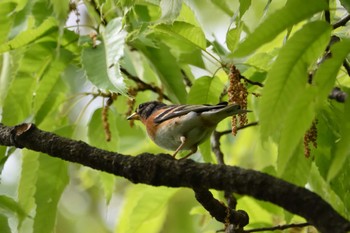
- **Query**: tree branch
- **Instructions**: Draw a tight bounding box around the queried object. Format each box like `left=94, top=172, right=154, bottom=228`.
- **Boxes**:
left=0, top=123, right=349, bottom=233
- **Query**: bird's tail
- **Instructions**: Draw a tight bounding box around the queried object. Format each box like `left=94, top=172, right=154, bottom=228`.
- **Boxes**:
left=201, top=103, right=249, bottom=124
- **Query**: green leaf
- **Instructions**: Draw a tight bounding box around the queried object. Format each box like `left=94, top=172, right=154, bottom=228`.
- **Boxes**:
left=98, top=172, right=116, bottom=204
left=239, top=0, right=251, bottom=17
left=2, top=75, right=35, bottom=125
left=160, top=0, right=182, bottom=22
left=339, top=0, right=350, bottom=12
left=18, top=150, right=39, bottom=215
left=234, top=0, right=328, bottom=57
left=0, top=214, right=11, bottom=233
left=34, top=49, right=72, bottom=125
left=328, top=90, right=350, bottom=181
left=102, top=17, right=127, bottom=94
left=0, top=53, right=12, bottom=107
left=0, top=17, right=57, bottom=53
left=198, top=139, right=212, bottom=163
left=277, top=89, right=315, bottom=175
left=32, top=0, right=54, bottom=26
left=313, top=40, right=350, bottom=182
left=313, top=39, right=350, bottom=106
left=51, top=0, right=70, bottom=23
left=153, top=21, right=205, bottom=67
left=187, top=76, right=224, bottom=104
left=309, top=164, right=348, bottom=217
left=210, top=0, right=234, bottom=16
left=259, top=21, right=331, bottom=140
left=226, top=24, right=242, bottom=52
left=141, top=43, right=187, bottom=103
left=82, top=18, right=127, bottom=94
left=88, top=108, right=118, bottom=151
left=154, top=21, right=206, bottom=49
left=33, top=155, right=68, bottom=233
left=116, top=185, right=177, bottom=233
left=0, top=195, right=27, bottom=219
left=177, top=3, right=201, bottom=26
left=0, top=1, right=17, bottom=43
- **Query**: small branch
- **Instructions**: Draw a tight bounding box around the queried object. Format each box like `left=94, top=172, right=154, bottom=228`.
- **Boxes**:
left=324, top=9, right=331, bottom=24
left=216, top=122, right=259, bottom=137
left=244, top=222, right=311, bottom=233
left=343, top=60, right=350, bottom=76
left=181, top=69, right=192, bottom=87
left=239, top=74, right=264, bottom=87
left=332, top=14, right=350, bottom=29
left=120, top=67, right=170, bottom=101
left=193, top=188, right=249, bottom=228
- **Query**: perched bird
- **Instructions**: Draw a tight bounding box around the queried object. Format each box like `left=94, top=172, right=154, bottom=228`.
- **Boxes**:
left=127, top=101, right=248, bottom=159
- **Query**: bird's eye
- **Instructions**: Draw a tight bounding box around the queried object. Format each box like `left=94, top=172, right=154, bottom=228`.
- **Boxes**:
left=137, top=103, right=146, bottom=112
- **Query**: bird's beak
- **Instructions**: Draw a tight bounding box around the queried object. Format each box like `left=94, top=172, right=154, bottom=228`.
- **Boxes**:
left=127, top=112, right=140, bottom=120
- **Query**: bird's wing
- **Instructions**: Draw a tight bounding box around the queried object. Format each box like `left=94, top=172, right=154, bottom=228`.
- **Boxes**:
left=153, top=103, right=227, bottom=123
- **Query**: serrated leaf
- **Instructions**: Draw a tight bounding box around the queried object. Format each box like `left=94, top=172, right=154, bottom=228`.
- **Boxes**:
left=187, top=76, right=224, bottom=104
left=0, top=17, right=57, bottom=53
left=234, top=0, right=328, bottom=57
left=102, top=17, right=127, bottom=94
left=154, top=21, right=206, bottom=49
left=259, top=21, right=331, bottom=140
left=82, top=18, right=127, bottom=94
left=160, top=0, right=182, bottom=22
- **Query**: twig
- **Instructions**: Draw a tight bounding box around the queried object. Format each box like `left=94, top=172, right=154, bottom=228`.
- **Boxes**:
left=120, top=67, right=170, bottom=101
left=239, top=74, right=264, bottom=87
left=193, top=188, right=249, bottom=227
left=332, top=14, right=350, bottom=29
left=325, top=10, right=331, bottom=24
left=244, top=222, right=311, bottom=232
left=217, top=122, right=259, bottom=137
left=343, top=60, right=350, bottom=76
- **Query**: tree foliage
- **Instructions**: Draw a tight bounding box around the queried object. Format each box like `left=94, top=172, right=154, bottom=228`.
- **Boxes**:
left=0, top=0, right=350, bottom=233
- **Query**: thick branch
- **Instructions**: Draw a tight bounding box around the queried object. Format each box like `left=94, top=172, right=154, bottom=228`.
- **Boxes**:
left=0, top=123, right=349, bottom=233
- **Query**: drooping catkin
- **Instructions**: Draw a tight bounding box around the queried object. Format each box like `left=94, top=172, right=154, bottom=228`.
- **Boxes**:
left=228, top=65, right=248, bottom=135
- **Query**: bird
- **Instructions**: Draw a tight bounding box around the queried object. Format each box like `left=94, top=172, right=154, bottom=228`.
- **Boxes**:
left=127, top=101, right=249, bottom=159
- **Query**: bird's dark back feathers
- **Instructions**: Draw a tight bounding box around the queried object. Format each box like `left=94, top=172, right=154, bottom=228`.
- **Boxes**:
left=137, top=101, right=167, bottom=119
